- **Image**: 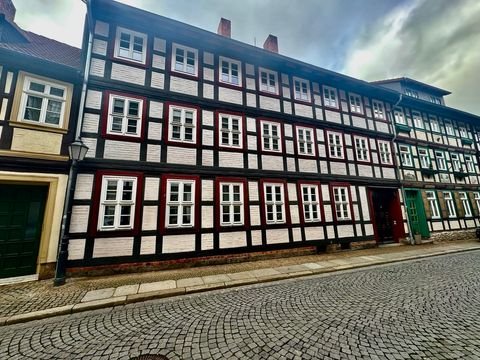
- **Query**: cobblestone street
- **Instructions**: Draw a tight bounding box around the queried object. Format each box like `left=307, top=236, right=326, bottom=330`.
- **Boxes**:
left=1, top=251, right=479, bottom=360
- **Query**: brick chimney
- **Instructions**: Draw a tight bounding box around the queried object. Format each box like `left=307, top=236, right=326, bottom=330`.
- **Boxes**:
left=0, top=0, right=16, bottom=22
left=263, top=34, right=278, bottom=53
left=217, top=18, right=231, bottom=38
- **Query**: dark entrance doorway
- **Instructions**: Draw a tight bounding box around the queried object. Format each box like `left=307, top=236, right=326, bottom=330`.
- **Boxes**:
left=368, top=188, right=405, bottom=243
left=0, top=184, right=48, bottom=279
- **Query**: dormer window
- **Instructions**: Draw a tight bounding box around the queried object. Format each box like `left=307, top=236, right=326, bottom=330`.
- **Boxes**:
left=430, top=96, right=442, bottom=105
left=114, top=27, right=147, bottom=64
left=405, top=88, right=419, bottom=98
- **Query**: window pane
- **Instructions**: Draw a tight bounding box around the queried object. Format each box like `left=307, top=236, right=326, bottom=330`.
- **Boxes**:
left=222, top=185, right=229, bottom=201
left=29, top=82, right=45, bottom=93
left=128, top=101, right=139, bottom=116
left=120, top=206, right=131, bottom=225
left=183, top=183, right=192, bottom=201
left=113, top=99, right=125, bottom=114
left=182, top=206, right=191, bottom=224
left=122, top=181, right=133, bottom=200
left=169, top=183, right=179, bottom=201
left=127, top=119, right=137, bottom=134
left=168, top=206, right=178, bottom=225
left=45, top=100, right=62, bottom=124
left=103, top=206, right=116, bottom=226
left=111, top=117, right=123, bottom=132
left=24, top=95, right=43, bottom=121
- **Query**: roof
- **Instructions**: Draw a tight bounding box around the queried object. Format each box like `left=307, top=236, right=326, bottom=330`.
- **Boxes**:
left=371, top=77, right=451, bottom=96
left=0, top=16, right=81, bottom=70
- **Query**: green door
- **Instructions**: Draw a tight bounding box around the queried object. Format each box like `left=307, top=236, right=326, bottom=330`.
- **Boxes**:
left=0, top=185, right=48, bottom=279
left=405, top=189, right=430, bottom=238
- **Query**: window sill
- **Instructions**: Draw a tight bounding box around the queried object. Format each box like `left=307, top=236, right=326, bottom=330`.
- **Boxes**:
left=170, top=70, right=199, bottom=81
left=9, top=120, right=68, bottom=134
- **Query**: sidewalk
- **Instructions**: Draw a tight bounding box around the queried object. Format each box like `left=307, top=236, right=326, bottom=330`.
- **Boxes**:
left=1, top=240, right=479, bottom=326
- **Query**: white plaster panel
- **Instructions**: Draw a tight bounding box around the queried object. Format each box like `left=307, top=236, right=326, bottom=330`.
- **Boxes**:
left=266, top=228, right=289, bottom=244
left=288, top=183, right=298, bottom=201
left=203, top=52, right=214, bottom=65
left=284, top=124, right=292, bottom=137
left=247, top=135, right=257, bottom=150
left=202, top=110, right=214, bottom=126
left=142, top=206, right=158, bottom=231
left=154, top=37, right=166, bottom=52
left=282, top=86, right=291, bottom=99
left=166, top=147, right=196, bottom=165
left=246, top=64, right=255, bottom=75
left=218, top=87, right=242, bottom=104
left=290, top=205, right=300, bottom=224
left=325, top=110, right=342, bottom=124
left=202, top=129, right=214, bottom=146
left=140, top=236, right=156, bottom=255
left=285, top=140, right=294, bottom=154
left=219, top=231, right=247, bottom=249
left=262, top=155, right=284, bottom=171
left=250, top=205, right=261, bottom=226
left=151, top=72, right=165, bottom=89
left=202, top=206, right=214, bottom=228
left=92, top=39, right=107, bottom=56
left=330, top=162, right=347, bottom=175
left=74, top=174, right=94, bottom=200
left=0, top=98, right=8, bottom=120
left=283, top=101, right=292, bottom=114
left=246, top=77, right=256, bottom=90
left=324, top=205, right=333, bottom=222
left=82, top=138, right=97, bottom=158
left=294, top=103, right=313, bottom=118
left=146, top=144, right=161, bottom=162
left=68, top=239, right=85, bottom=260
left=201, top=179, right=214, bottom=201
left=219, top=151, right=244, bottom=168
left=248, top=154, right=258, bottom=169
left=251, top=230, right=262, bottom=246
left=337, top=224, right=354, bottom=238
left=202, top=149, right=214, bottom=166
left=376, top=121, right=390, bottom=133
left=359, top=187, right=369, bottom=221
left=144, top=177, right=160, bottom=201
left=104, top=140, right=140, bottom=161
left=287, top=157, right=296, bottom=172
left=321, top=184, right=330, bottom=201
left=305, top=226, right=324, bottom=241
left=163, top=234, right=196, bottom=253
left=292, top=227, right=302, bottom=242
left=170, top=76, right=198, bottom=96
left=248, top=181, right=258, bottom=201
left=203, top=67, right=214, bottom=81
left=149, top=101, right=164, bottom=118
left=259, top=95, right=281, bottom=112
left=94, top=20, right=109, bottom=37
left=70, top=206, right=89, bottom=233
left=299, top=159, right=317, bottom=173
left=201, top=233, right=214, bottom=251
left=246, top=93, right=256, bottom=107
left=352, top=116, right=367, bottom=129
left=364, top=223, right=374, bottom=236
left=246, top=117, right=256, bottom=132
left=203, top=83, right=214, bottom=99
left=358, top=165, right=373, bottom=178
left=93, top=237, right=134, bottom=258
left=152, top=54, right=166, bottom=70
left=89, top=58, right=105, bottom=77
left=148, top=122, right=162, bottom=141
left=111, top=63, right=145, bottom=85
left=82, top=113, right=99, bottom=133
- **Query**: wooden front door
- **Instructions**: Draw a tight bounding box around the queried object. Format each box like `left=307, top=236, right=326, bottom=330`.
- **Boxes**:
left=369, top=188, right=405, bottom=243
left=405, top=189, right=430, bottom=238
left=0, top=185, right=48, bottom=279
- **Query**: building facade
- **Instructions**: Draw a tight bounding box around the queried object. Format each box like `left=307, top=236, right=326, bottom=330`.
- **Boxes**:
left=0, top=1, right=81, bottom=281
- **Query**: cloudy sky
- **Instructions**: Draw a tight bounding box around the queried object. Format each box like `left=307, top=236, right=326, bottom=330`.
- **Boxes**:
left=13, top=0, right=480, bottom=115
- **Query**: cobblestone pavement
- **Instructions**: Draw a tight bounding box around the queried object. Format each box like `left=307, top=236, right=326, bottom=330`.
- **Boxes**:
left=1, top=251, right=479, bottom=359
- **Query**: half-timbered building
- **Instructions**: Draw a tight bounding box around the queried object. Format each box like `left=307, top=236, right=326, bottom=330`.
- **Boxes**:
left=0, top=0, right=81, bottom=282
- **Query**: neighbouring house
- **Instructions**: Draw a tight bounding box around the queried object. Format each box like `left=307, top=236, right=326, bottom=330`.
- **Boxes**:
left=0, top=0, right=82, bottom=282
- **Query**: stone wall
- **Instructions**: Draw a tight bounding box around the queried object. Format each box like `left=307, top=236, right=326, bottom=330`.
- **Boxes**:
left=430, top=229, right=477, bottom=243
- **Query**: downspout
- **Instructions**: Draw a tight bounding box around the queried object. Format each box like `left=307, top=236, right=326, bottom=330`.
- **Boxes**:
left=389, top=94, right=415, bottom=245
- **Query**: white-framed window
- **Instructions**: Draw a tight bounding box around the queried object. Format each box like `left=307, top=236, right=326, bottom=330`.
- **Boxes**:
left=443, top=192, right=456, bottom=218
left=445, top=121, right=454, bottom=136
left=300, top=184, right=321, bottom=222
left=219, top=113, right=242, bottom=149
left=450, top=153, right=461, bottom=172
left=261, top=121, right=282, bottom=152
left=372, top=100, right=385, bottom=119
left=263, top=183, right=285, bottom=224
left=460, top=127, right=468, bottom=138
left=435, top=151, right=447, bottom=170
left=99, top=176, right=137, bottom=230
left=430, top=96, right=442, bottom=104
left=354, top=136, right=370, bottom=162
left=166, top=180, right=195, bottom=228
left=114, top=27, right=147, bottom=64
left=349, top=93, right=363, bottom=114
left=296, top=127, right=315, bottom=156
left=459, top=192, right=472, bottom=217
left=405, top=88, right=419, bottom=98
left=332, top=186, right=351, bottom=221
left=378, top=140, right=392, bottom=165
left=465, top=155, right=475, bottom=173
left=394, top=110, right=406, bottom=124
left=323, top=86, right=338, bottom=108
left=18, top=76, right=67, bottom=127
left=426, top=191, right=440, bottom=219
left=259, top=68, right=278, bottom=94
left=219, top=57, right=241, bottom=86
left=327, top=131, right=344, bottom=159
left=293, top=77, right=310, bottom=101
left=107, top=94, right=142, bottom=137
left=412, top=111, right=423, bottom=129
left=168, top=105, right=196, bottom=143
left=418, top=148, right=430, bottom=169
left=399, top=145, right=412, bottom=167
left=220, top=182, right=244, bottom=226
left=430, top=117, right=440, bottom=132
left=172, top=43, right=198, bottom=76
left=474, top=192, right=480, bottom=213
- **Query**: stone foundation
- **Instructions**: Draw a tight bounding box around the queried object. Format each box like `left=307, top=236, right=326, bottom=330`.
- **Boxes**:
left=430, top=229, right=477, bottom=243
left=38, top=262, right=55, bottom=280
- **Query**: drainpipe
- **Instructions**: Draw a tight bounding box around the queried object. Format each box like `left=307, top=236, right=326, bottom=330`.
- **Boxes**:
left=389, top=94, right=415, bottom=245
left=54, top=0, right=94, bottom=285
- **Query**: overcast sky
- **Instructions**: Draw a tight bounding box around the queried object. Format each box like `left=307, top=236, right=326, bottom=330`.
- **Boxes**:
left=13, top=0, right=480, bottom=115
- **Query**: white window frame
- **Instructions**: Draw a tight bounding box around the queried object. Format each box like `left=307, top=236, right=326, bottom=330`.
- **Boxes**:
left=172, top=43, right=198, bottom=76
left=349, top=93, right=363, bottom=114
left=107, top=94, right=143, bottom=138
left=372, top=100, right=385, bottom=120
left=323, top=86, right=338, bottom=108
left=327, top=131, right=344, bottom=159
left=378, top=140, right=393, bottom=165
left=165, top=179, right=195, bottom=228
left=445, top=121, right=454, bottom=136
left=459, top=192, right=472, bottom=217
left=219, top=56, right=242, bottom=87
left=430, top=117, right=440, bottom=132
left=220, top=182, right=244, bottom=226
left=394, top=110, right=406, bottom=125
left=300, top=184, right=321, bottom=222
left=450, top=153, right=461, bottom=172
left=399, top=145, right=412, bottom=167
left=114, top=27, right=147, bottom=64
left=98, top=176, right=137, bottom=231
left=18, top=76, right=67, bottom=128
left=459, top=127, right=468, bottom=139
left=263, top=183, right=286, bottom=224
left=465, top=155, right=475, bottom=173
left=296, top=126, right=315, bottom=156
left=474, top=192, right=480, bottom=214
left=443, top=192, right=456, bottom=218
left=168, top=105, right=197, bottom=144
left=259, top=68, right=278, bottom=94
left=332, top=186, right=351, bottom=221
left=261, top=120, right=282, bottom=152
left=435, top=151, right=447, bottom=170
left=412, top=111, right=423, bottom=129
left=426, top=191, right=440, bottom=219
left=354, top=136, right=370, bottom=162
left=430, top=96, right=442, bottom=104
left=218, top=113, right=243, bottom=149
left=405, top=88, right=419, bottom=98
left=418, top=148, right=430, bottom=169
left=293, top=77, right=310, bottom=102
